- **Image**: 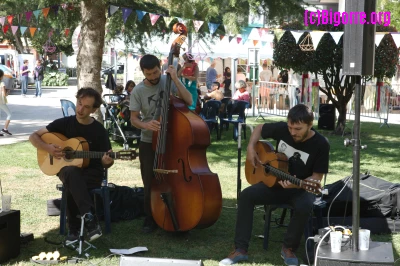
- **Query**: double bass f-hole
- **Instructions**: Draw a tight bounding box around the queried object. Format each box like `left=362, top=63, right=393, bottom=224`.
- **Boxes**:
left=178, top=158, right=192, bottom=182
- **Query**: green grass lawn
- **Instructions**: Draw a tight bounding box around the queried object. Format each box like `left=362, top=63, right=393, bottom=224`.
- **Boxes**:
left=0, top=116, right=399, bottom=265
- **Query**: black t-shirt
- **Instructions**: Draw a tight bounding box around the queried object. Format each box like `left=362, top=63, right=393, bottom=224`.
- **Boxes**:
left=280, top=70, right=288, bottom=83
left=261, top=122, right=329, bottom=180
left=46, top=116, right=111, bottom=170
left=222, top=78, right=232, bottom=97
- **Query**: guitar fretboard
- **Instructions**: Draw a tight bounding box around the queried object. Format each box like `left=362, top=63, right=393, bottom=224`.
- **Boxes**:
left=264, top=164, right=301, bottom=186
left=65, top=151, right=117, bottom=159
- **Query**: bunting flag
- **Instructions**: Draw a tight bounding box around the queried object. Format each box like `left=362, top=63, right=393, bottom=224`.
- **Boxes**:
left=135, top=10, right=147, bottom=22
left=0, top=17, right=4, bottom=26
left=29, top=27, right=37, bottom=37
left=329, top=31, right=343, bottom=45
left=176, top=17, right=183, bottom=23
left=149, top=13, right=160, bottom=26
left=253, top=40, right=259, bottom=46
left=261, top=41, right=268, bottom=47
left=248, top=28, right=260, bottom=40
left=193, top=20, right=204, bottom=32
left=228, top=36, right=234, bottom=43
left=108, top=5, right=119, bottom=17
left=163, top=16, right=174, bottom=26
left=122, top=8, right=132, bottom=24
left=241, top=27, right=252, bottom=44
left=7, top=15, right=14, bottom=25
left=274, top=29, right=285, bottom=42
left=11, top=26, right=19, bottom=35
left=309, top=31, right=325, bottom=49
left=291, top=31, right=303, bottom=44
left=208, top=22, right=219, bottom=35
left=391, top=33, right=400, bottom=48
left=20, top=26, right=28, bottom=35
left=236, top=37, right=242, bottom=44
left=52, top=5, right=59, bottom=17
left=42, top=7, right=51, bottom=18
left=33, top=10, right=41, bottom=20
left=219, top=35, right=224, bottom=41
left=3, top=25, right=9, bottom=34
left=258, top=28, right=269, bottom=40
left=25, top=11, right=33, bottom=22
left=65, top=28, right=70, bottom=36
left=375, top=33, right=385, bottom=46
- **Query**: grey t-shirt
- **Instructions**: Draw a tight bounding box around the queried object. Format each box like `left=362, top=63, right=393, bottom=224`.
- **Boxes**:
left=129, top=75, right=179, bottom=143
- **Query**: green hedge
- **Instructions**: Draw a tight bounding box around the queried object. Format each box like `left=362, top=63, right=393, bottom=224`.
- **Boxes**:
left=42, top=71, right=69, bottom=86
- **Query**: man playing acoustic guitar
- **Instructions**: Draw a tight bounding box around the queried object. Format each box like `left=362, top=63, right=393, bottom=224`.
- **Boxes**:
left=29, top=88, right=114, bottom=243
left=220, top=104, right=330, bottom=266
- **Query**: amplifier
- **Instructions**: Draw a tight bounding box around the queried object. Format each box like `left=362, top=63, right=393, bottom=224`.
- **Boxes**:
left=316, top=241, right=393, bottom=266
left=120, top=257, right=203, bottom=266
left=0, top=210, right=20, bottom=263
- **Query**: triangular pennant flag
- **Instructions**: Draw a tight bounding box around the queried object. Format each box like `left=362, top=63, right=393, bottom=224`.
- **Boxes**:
left=261, top=41, right=267, bottom=47
left=42, top=7, right=51, bottom=18
left=65, top=28, right=70, bottom=37
left=253, top=40, right=259, bottom=46
left=228, top=36, right=234, bottom=43
left=249, top=28, right=260, bottom=40
left=175, top=17, right=183, bottom=23
left=193, top=20, right=204, bottom=32
left=33, top=10, right=42, bottom=20
left=52, top=5, right=59, bottom=16
left=11, top=26, right=19, bottom=35
left=122, top=8, right=133, bottom=24
left=29, top=27, right=37, bottom=37
left=375, top=33, right=385, bottom=46
left=7, top=15, right=14, bottom=25
left=149, top=13, right=160, bottom=26
left=3, top=25, right=9, bottom=34
left=329, top=31, right=343, bottom=45
left=257, top=28, right=269, bottom=39
left=219, top=35, right=224, bottom=41
left=274, top=29, right=285, bottom=42
left=135, top=10, right=147, bottom=22
left=208, top=22, right=220, bottom=35
left=291, top=31, right=303, bottom=44
left=25, top=11, right=33, bottom=22
left=0, top=17, right=5, bottom=26
left=391, top=33, right=400, bottom=48
left=20, top=26, right=28, bottom=35
left=309, top=31, right=325, bottom=49
left=163, top=16, right=174, bottom=26
left=236, top=37, right=242, bottom=44
left=241, top=27, right=252, bottom=43
left=108, top=5, right=119, bottom=17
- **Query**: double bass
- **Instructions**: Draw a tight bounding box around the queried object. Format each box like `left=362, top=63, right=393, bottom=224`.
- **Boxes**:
left=150, top=23, right=222, bottom=232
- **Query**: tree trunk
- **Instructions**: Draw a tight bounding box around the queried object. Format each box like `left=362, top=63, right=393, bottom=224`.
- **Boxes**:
left=335, top=101, right=347, bottom=133
left=77, top=0, right=106, bottom=123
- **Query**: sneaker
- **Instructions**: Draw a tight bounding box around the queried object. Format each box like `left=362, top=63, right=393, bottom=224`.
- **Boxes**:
left=1, top=129, right=12, bottom=135
left=84, top=213, right=102, bottom=241
left=219, top=248, right=248, bottom=265
left=0, top=133, right=3, bottom=137
left=65, top=230, right=79, bottom=245
left=142, top=216, right=158, bottom=234
left=281, top=246, right=299, bottom=266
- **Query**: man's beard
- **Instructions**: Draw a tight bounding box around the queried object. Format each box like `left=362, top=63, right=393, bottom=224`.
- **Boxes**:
left=146, top=75, right=161, bottom=85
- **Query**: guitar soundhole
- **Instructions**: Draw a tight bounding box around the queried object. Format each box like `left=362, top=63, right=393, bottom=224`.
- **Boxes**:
left=263, top=163, right=271, bottom=175
left=63, top=147, right=74, bottom=160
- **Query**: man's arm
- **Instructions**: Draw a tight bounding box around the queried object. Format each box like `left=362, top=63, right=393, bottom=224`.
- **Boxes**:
left=166, top=65, right=193, bottom=106
left=130, top=111, right=161, bottom=132
left=29, top=128, right=64, bottom=159
left=246, top=124, right=263, bottom=168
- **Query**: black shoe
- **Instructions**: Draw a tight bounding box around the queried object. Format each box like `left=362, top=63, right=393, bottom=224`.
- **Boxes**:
left=0, top=133, right=3, bottom=137
left=84, top=213, right=102, bottom=241
left=142, top=216, right=158, bottom=234
left=65, top=229, right=79, bottom=245
left=1, top=129, right=12, bottom=135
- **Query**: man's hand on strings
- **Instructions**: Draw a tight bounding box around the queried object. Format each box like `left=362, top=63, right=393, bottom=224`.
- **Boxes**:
left=48, top=144, right=64, bottom=159
left=246, top=146, right=261, bottom=168
left=145, top=120, right=161, bottom=132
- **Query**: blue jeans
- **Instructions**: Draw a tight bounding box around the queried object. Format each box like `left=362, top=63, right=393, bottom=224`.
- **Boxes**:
left=35, top=80, right=42, bottom=97
left=21, top=76, right=28, bottom=95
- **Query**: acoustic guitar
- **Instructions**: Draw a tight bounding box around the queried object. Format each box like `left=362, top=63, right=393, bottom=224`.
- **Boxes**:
left=37, top=132, right=137, bottom=176
left=245, top=141, right=321, bottom=194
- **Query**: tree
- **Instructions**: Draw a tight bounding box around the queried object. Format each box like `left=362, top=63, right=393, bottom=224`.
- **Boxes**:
left=374, top=34, right=399, bottom=82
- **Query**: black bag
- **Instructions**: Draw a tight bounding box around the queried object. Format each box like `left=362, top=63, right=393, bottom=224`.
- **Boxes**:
left=96, top=185, right=145, bottom=222
left=323, top=173, right=400, bottom=218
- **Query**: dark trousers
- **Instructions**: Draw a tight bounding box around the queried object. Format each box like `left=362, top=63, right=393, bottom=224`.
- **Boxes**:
left=139, top=141, right=155, bottom=218
left=58, top=166, right=103, bottom=230
left=234, top=182, right=315, bottom=252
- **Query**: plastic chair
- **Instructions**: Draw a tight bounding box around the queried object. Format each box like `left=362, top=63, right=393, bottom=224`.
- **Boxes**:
left=60, top=99, right=76, bottom=117
left=57, top=169, right=112, bottom=235
left=200, top=100, right=221, bottom=140
left=219, top=100, right=249, bottom=141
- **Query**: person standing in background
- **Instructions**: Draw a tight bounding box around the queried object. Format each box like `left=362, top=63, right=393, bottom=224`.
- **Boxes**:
left=206, top=61, right=217, bottom=91
left=259, top=63, right=272, bottom=109
left=33, top=60, right=44, bottom=98
left=222, top=72, right=232, bottom=97
left=0, top=70, right=13, bottom=136
left=20, top=59, right=30, bottom=97
left=178, top=53, right=199, bottom=111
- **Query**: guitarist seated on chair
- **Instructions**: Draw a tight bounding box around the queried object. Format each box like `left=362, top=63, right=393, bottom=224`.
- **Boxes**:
left=29, top=88, right=114, bottom=244
left=219, top=104, right=330, bottom=266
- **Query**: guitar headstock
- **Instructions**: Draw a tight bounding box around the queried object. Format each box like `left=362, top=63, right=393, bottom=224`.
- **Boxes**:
left=115, top=150, right=137, bottom=160
left=300, top=179, right=322, bottom=195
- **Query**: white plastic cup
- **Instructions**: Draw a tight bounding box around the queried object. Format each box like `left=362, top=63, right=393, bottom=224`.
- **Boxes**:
left=330, top=231, right=342, bottom=253
left=359, top=229, right=371, bottom=250
left=1, top=195, right=11, bottom=212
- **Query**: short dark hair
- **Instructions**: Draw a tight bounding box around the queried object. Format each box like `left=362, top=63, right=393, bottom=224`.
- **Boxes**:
left=125, top=80, right=136, bottom=91
left=0, top=69, right=3, bottom=79
left=212, top=81, right=220, bottom=88
left=140, top=54, right=161, bottom=71
left=76, top=87, right=102, bottom=108
left=287, top=104, right=314, bottom=125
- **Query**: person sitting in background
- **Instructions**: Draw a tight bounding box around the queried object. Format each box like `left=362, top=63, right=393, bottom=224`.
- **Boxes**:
left=204, top=81, right=224, bottom=102
left=226, top=80, right=250, bottom=117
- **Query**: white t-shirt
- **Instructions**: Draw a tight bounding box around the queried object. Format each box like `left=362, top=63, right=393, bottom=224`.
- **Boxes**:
left=0, top=81, right=6, bottom=105
left=259, top=69, right=272, bottom=82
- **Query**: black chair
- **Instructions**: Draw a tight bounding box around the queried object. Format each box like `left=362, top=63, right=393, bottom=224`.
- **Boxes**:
left=219, top=100, right=249, bottom=141
left=57, top=169, right=112, bottom=235
left=200, top=100, right=221, bottom=140
left=219, top=98, right=231, bottom=130
left=60, top=99, right=76, bottom=117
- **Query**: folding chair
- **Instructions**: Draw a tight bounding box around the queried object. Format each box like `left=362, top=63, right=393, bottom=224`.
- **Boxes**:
left=60, top=99, right=76, bottom=117
left=219, top=100, right=249, bottom=141
left=200, top=100, right=221, bottom=140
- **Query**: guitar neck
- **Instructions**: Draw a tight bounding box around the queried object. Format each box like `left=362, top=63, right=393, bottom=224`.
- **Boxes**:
left=66, top=151, right=116, bottom=159
left=264, top=164, right=301, bottom=186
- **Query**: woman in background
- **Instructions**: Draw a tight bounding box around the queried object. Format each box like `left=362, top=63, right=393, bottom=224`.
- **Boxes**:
left=0, top=70, right=12, bottom=136
left=178, top=53, right=198, bottom=111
